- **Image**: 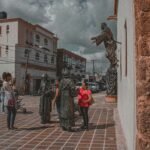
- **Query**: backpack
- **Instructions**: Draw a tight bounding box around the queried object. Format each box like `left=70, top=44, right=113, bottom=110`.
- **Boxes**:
left=8, top=98, right=16, bottom=107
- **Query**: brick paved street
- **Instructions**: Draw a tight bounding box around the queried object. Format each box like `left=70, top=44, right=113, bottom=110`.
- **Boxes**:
left=0, top=93, right=127, bottom=150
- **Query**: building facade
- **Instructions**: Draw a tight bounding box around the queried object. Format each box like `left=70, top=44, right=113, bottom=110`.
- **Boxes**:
left=57, top=48, right=86, bottom=82
left=109, top=0, right=150, bottom=150
left=117, top=0, right=136, bottom=149
left=0, top=18, right=58, bottom=94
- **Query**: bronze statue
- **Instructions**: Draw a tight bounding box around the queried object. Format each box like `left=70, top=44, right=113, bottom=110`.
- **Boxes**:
left=91, top=23, right=117, bottom=96
left=38, top=74, right=52, bottom=124
left=59, top=70, right=76, bottom=132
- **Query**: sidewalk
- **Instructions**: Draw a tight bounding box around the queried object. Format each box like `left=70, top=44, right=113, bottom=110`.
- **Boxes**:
left=0, top=93, right=127, bottom=150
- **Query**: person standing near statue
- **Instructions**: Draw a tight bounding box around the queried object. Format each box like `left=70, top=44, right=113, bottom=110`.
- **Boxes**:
left=78, top=80, right=92, bottom=131
left=38, top=74, right=52, bottom=124
left=59, top=71, right=76, bottom=132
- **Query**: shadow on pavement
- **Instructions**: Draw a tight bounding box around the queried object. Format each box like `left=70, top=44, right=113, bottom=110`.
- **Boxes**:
left=16, top=126, right=51, bottom=131
left=17, top=111, right=33, bottom=114
left=89, top=123, right=115, bottom=130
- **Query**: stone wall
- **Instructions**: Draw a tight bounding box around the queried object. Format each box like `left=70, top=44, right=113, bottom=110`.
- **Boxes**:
left=135, top=0, right=150, bottom=149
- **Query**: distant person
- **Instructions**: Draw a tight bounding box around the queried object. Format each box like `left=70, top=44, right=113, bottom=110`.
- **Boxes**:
left=78, top=80, right=92, bottom=130
left=52, top=79, right=61, bottom=119
left=59, top=71, right=76, bottom=132
left=3, top=73, right=16, bottom=130
left=0, top=79, right=3, bottom=113
left=0, top=72, right=7, bottom=113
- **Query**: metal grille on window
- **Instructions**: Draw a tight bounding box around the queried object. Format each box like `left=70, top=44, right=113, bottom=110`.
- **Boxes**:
left=0, top=26, right=1, bottom=35
left=36, top=34, right=40, bottom=43
left=24, top=49, right=28, bottom=57
left=44, top=54, right=48, bottom=63
left=0, top=46, right=1, bottom=57
left=51, top=55, right=54, bottom=64
left=6, top=25, right=9, bottom=34
left=35, top=52, right=40, bottom=60
left=44, top=38, right=48, bottom=46
left=5, top=46, right=8, bottom=55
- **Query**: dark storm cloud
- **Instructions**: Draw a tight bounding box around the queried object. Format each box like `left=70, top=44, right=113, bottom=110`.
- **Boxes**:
left=0, top=0, right=116, bottom=73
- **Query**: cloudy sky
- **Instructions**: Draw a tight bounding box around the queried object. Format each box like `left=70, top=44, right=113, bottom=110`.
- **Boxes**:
left=0, top=0, right=117, bottom=73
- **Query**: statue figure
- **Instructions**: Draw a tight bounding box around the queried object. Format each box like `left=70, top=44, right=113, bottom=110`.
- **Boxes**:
left=91, top=23, right=117, bottom=96
left=59, top=70, right=76, bottom=132
left=38, top=74, right=52, bottom=124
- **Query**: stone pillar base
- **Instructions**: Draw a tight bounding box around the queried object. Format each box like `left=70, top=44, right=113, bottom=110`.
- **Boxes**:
left=105, top=95, right=117, bottom=103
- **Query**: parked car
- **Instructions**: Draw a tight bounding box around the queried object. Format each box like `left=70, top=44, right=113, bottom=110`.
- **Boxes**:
left=76, top=82, right=82, bottom=90
left=98, top=82, right=106, bottom=91
left=76, top=82, right=100, bottom=93
left=88, top=82, right=99, bottom=93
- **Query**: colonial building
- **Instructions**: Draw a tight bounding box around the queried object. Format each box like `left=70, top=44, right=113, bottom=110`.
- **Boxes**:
left=57, top=48, right=86, bottom=82
left=0, top=17, right=58, bottom=94
left=109, top=0, right=150, bottom=150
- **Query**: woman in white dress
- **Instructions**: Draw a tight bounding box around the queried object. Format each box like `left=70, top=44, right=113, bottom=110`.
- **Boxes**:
left=3, top=73, right=16, bottom=130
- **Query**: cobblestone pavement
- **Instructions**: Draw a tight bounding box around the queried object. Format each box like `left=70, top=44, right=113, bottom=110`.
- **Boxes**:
left=0, top=93, right=127, bottom=150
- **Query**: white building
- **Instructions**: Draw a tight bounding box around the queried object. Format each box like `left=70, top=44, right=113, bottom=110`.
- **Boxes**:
left=108, top=0, right=150, bottom=149
left=108, top=0, right=136, bottom=149
left=117, top=0, right=136, bottom=149
left=0, top=18, right=58, bottom=94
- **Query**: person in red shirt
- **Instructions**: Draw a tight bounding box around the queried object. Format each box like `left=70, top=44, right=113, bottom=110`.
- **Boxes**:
left=78, top=80, right=92, bottom=130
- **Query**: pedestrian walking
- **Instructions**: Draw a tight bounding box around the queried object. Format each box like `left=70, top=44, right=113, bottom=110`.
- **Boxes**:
left=59, top=71, right=76, bottom=132
left=78, top=80, right=92, bottom=131
left=3, top=73, right=17, bottom=130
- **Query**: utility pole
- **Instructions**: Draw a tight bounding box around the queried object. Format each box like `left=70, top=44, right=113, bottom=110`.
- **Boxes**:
left=24, top=49, right=30, bottom=95
left=92, top=60, right=95, bottom=75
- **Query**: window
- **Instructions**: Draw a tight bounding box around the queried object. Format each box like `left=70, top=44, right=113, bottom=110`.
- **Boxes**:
left=44, top=38, right=48, bottom=46
left=63, top=55, right=68, bottom=63
left=26, top=30, right=29, bottom=44
left=36, top=34, right=40, bottom=43
left=6, top=25, right=9, bottom=34
left=24, top=49, right=29, bottom=57
left=44, top=54, right=48, bottom=63
left=35, top=52, right=40, bottom=60
left=51, top=55, right=54, bottom=64
left=120, top=47, right=122, bottom=80
left=30, top=32, right=33, bottom=43
left=0, top=26, right=1, bottom=35
left=124, top=20, right=127, bottom=76
left=107, top=0, right=118, bottom=20
left=0, top=47, right=1, bottom=57
left=5, top=45, right=8, bottom=55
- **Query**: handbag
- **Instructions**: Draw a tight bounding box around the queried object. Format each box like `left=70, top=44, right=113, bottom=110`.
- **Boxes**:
left=8, top=98, right=16, bottom=107
left=7, top=92, right=16, bottom=107
left=90, top=96, right=95, bottom=105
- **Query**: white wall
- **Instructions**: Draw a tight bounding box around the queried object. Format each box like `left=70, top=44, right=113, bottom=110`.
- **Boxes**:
left=117, top=0, right=136, bottom=150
